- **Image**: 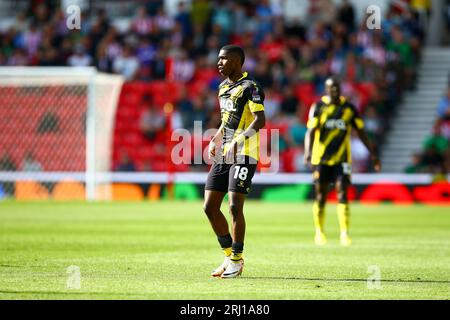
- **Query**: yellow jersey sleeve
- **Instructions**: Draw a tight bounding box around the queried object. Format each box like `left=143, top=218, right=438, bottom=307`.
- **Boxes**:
left=306, top=103, right=319, bottom=129
left=248, top=81, right=265, bottom=113
left=349, top=104, right=365, bottom=130
left=249, top=101, right=264, bottom=112
left=353, top=118, right=365, bottom=129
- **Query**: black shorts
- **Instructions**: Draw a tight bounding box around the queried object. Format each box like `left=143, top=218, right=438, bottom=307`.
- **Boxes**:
left=205, top=156, right=257, bottom=194
left=313, top=163, right=351, bottom=185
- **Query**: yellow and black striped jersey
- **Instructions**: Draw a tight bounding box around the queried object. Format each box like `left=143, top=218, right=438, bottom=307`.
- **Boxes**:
left=307, top=96, right=365, bottom=166
left=219, top=72, right=265, bottom=161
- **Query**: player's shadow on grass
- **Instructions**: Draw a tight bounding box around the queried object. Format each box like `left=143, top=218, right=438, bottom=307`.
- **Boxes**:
left=245, top=277, right=450, bottom=284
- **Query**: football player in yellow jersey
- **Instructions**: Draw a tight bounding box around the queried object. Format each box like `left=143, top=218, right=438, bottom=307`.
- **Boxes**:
left=304, top=77, right=381, bottom=246
left=204, top=45, right=265, bottom=278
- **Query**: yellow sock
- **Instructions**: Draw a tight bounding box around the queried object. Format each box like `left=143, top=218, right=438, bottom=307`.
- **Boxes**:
left=313, top=201, right=325, bottom=233
left=337, top=203, right=350, bottom=234
left=223, top=247, right=232, bottom=257
left=230, top=251, right=243, bottom=262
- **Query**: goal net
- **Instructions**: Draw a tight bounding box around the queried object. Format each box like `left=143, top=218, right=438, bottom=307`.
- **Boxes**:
left=0, top=67, right=123, bottom=200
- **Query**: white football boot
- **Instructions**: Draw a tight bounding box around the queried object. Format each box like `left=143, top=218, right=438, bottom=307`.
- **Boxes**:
left=211, top=256, right=230, bottom=277
left=220, top=259, right=244, bottom=279
left=314, top=231, right=327, bottom=245
left=340, top=232, right=352, bottom=246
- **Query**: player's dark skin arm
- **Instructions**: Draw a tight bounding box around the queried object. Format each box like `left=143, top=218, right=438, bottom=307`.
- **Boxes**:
left=355, top=127, right=382, bottom=172
left=304, top=127, right=315, bottom=168
left=247, top=111, right=266, bottom=132
left=304, top=103, right=317, bottom=168
left=208, top=122, right=224, bottom=159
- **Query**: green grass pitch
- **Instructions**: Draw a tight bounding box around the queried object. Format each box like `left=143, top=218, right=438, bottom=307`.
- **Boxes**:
left=0, top=201, right=449, bottom=300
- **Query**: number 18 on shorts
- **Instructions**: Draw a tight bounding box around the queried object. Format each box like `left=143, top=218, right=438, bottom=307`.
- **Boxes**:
left=205, top=158, right=257, bottom=195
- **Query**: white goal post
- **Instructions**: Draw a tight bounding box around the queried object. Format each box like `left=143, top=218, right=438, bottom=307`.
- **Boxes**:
left=0, top=67, right=124, bottom=200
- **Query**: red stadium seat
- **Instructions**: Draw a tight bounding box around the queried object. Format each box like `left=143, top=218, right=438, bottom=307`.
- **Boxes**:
left=114, top=118, right=131, bottom=132
left=166, top=81, right=185, bottom=101
left=152, top=161, right=168, bottom=172
left=187, top=80, right=206, bottom=99
left=295, top=83, right=317, bottom=108
left=192, top=68, right=217, bottom=84
left=136, top=146, right=157, bottom=161
left=119, top=92, right=142, bottom=106
left=116, top=105, right=140, bottom=121
left=353, top=82, right=377, bottom=113
left=146, top=81, right=184, bottom=107
left=148, top=81, right=168, bottom=96
left=122, top=81, right=148, bottom=95
left=121, top=133, right=143, bottom=148
left=295, top=83, right=315, bottom=97
left=280, top=149, right=296, bottom=173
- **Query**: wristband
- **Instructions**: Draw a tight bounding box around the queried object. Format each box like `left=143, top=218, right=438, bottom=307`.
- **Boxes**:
left=233, top=134, right=246, bottom=145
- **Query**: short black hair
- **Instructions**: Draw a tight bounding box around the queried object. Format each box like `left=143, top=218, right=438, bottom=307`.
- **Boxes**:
left=221, top=45, right=245, bottom=66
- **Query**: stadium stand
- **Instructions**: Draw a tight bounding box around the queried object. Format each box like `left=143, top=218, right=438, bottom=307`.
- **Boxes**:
left=0, top=0, right=441, bottom=174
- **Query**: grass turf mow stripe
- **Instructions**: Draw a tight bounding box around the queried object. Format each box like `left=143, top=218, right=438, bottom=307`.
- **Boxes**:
left=0, top=201, right=449, bottom=299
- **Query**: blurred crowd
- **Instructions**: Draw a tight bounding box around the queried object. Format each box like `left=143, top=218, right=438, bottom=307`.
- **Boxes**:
left=0, top=0, right=434, bottom=173
left=405, top=82, right=450, bottom=175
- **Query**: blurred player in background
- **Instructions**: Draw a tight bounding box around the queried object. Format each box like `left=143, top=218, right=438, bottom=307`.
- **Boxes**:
left=204, top=45, right=265, bottom=278
left=304, top=77, right=381, bottom=246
